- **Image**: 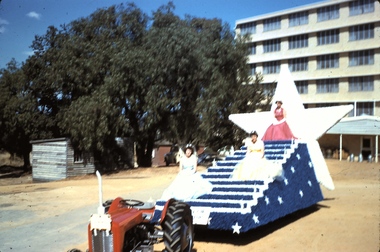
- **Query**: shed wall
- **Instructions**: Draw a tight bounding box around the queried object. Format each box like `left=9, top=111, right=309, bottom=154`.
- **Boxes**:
left=32, top=140, right=68, bottom=181
left=66, top=141, right=95, bottom=177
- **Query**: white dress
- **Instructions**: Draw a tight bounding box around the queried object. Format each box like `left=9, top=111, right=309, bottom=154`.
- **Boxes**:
left=232, top=140, right=283, bottom=180
left=161, top=155, right=213, bottom=201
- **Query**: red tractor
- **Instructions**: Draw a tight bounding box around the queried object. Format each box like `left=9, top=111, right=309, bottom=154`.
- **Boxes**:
left=87, top=171, right=194, bottom=252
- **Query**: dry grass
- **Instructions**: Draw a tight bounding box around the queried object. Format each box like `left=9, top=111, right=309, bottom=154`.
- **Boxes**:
left=0, top=150, right=24, bottom=166
left=0, top=151, right=25, bottom=179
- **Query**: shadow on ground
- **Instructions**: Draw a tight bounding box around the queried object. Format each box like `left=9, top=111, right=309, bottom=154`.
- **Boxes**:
left=0, top=165, right=28, bottom=178
left=193, top=204, right=322, bottom=246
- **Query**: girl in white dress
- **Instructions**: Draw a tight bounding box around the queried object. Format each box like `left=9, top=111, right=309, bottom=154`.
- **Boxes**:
left=233, top=131, right=283, bottom=180
left=161, top=145, right=213, bottom=201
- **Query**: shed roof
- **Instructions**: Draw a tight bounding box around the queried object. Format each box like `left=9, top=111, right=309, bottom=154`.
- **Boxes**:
left=30, top=137, right=68, bottom=144
left=326, top=116, right=380, bottom=135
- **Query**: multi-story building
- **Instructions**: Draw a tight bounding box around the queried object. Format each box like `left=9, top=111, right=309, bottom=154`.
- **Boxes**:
left=235, top=0, right=379, bottom=161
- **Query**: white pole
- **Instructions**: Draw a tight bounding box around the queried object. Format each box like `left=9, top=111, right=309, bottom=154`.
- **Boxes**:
left=96, top=170, right=105, bottom=215
left=339, top=134, right=342, bottom=161
left=376, top=135, right=378, bottom=163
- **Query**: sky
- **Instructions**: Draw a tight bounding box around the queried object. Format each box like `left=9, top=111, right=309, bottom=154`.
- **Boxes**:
left=0, top=0, right=321, bottom=69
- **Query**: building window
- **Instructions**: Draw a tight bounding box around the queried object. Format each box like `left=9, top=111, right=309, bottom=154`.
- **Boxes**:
left=317, top=29, right=339, bottom=45
left=263, top=17, right=281, bottom=31
left=356, top=102, right=374, bottom=116
left=349, top=76, right=374, bottom=92
left=263, top=39, right=281, bottom=53
left=248, top=43, right=256, bottom=55
left=288, top=34, right=308, bottom=49
left=295, top=81, right=308, bottom=94
left=74, top=150, right=83, bottom=163
left=263, top=61, right=280, bottom=74
left=289, top=57, right=308, bottom=72
left=349, top=49, right=374, bottom=66
left=317, top=4, right=340, bottom=22
left=349, top=0, right=374, bottom=16
left=317, top=54, right=339, bottom=69
left=316, top=79, right=339, bottom=93
left=239, top=22, right=256, bottom=35
left=349, top=23, right=374, bottom=41
left=249, top=64, right=256, bottom=76
left=289, top=11, right=309, bottom=27
left=262, top=82, right=276, bottom=96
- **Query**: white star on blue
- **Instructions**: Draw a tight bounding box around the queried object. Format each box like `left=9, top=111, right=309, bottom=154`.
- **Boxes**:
left=253, top=214, right=259, bottom=224
left=278, top=196, right=283, bottom=204
left=284, top=178, right=289, bottom=185
left=232, top=222, right=242, bottom=234
left=265, top=196, right=270, bottom=205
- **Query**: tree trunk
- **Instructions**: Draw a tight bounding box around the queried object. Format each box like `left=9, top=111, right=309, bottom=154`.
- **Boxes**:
left=23, top=150, right=31, bottom=172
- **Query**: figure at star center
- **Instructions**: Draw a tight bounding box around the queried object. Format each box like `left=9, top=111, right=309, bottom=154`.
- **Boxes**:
left=262, top=100, right=297, bottom=141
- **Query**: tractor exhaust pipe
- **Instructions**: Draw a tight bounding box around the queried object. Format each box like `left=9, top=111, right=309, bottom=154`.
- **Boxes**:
left=96, top=171, right=105, bottom=215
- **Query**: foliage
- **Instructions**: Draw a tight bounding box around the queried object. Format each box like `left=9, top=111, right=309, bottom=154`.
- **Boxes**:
left=0, top=2, right=272, bottom=169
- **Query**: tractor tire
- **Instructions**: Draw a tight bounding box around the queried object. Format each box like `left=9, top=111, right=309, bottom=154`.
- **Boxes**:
left=163, top=201, right=194, bottom=252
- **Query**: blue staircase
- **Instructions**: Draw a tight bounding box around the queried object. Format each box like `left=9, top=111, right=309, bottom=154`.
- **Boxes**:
left=152, top=140, right=324, bottom=233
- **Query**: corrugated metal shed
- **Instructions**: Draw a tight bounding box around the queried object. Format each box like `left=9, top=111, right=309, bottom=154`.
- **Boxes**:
left=326, top=116, right=380, bottom=135
left=30, top=138, right=95, bottom=181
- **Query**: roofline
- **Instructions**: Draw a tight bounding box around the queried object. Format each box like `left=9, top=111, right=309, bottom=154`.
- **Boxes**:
left=236, top=0, right=353, bottom=26
left=339, top=115, right=380, bottom=122
left=30, top=137, right=68, bottom=144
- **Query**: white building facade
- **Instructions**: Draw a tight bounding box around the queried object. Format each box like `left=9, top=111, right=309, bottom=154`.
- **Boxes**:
left=235, top=0, right=380, bottom=160
left=236, top=0, right=379, bottom=117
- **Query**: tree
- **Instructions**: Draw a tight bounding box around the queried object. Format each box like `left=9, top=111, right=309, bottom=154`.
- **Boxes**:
left=0, top=59, right=56, bottom=170
left=0, top=2, right=272, bottom=169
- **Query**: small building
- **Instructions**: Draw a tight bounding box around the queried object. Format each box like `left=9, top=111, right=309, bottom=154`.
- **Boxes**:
left=319, top=116, right=380, bottom=162
left=30, top=138, right=95, bottom=181
left=151, top=141, right=173, bottom=167
left=151, top=141, right=206, bottom=167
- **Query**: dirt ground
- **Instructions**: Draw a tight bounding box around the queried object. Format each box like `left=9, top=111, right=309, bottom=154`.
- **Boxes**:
left=0, top=159, right=379, bottom=252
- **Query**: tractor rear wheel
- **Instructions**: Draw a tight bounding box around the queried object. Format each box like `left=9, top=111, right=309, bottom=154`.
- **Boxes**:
left=163, top=201, right=194, bottom=252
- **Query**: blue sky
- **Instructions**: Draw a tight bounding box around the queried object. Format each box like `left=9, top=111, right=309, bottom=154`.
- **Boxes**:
left=0, top=0, right=320, bottom=69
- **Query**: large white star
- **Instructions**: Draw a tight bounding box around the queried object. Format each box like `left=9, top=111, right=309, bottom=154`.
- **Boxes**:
left=229, top=65, right=352, bottom=191
left=232, top=222, right=242, bottom=234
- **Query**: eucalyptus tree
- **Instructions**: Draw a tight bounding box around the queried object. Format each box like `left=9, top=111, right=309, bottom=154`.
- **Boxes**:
left=144, top=3, right=203, bottom=146
left=58, top=3, right=150, bottom=167
left=0, top=59, right=56, bottom=169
